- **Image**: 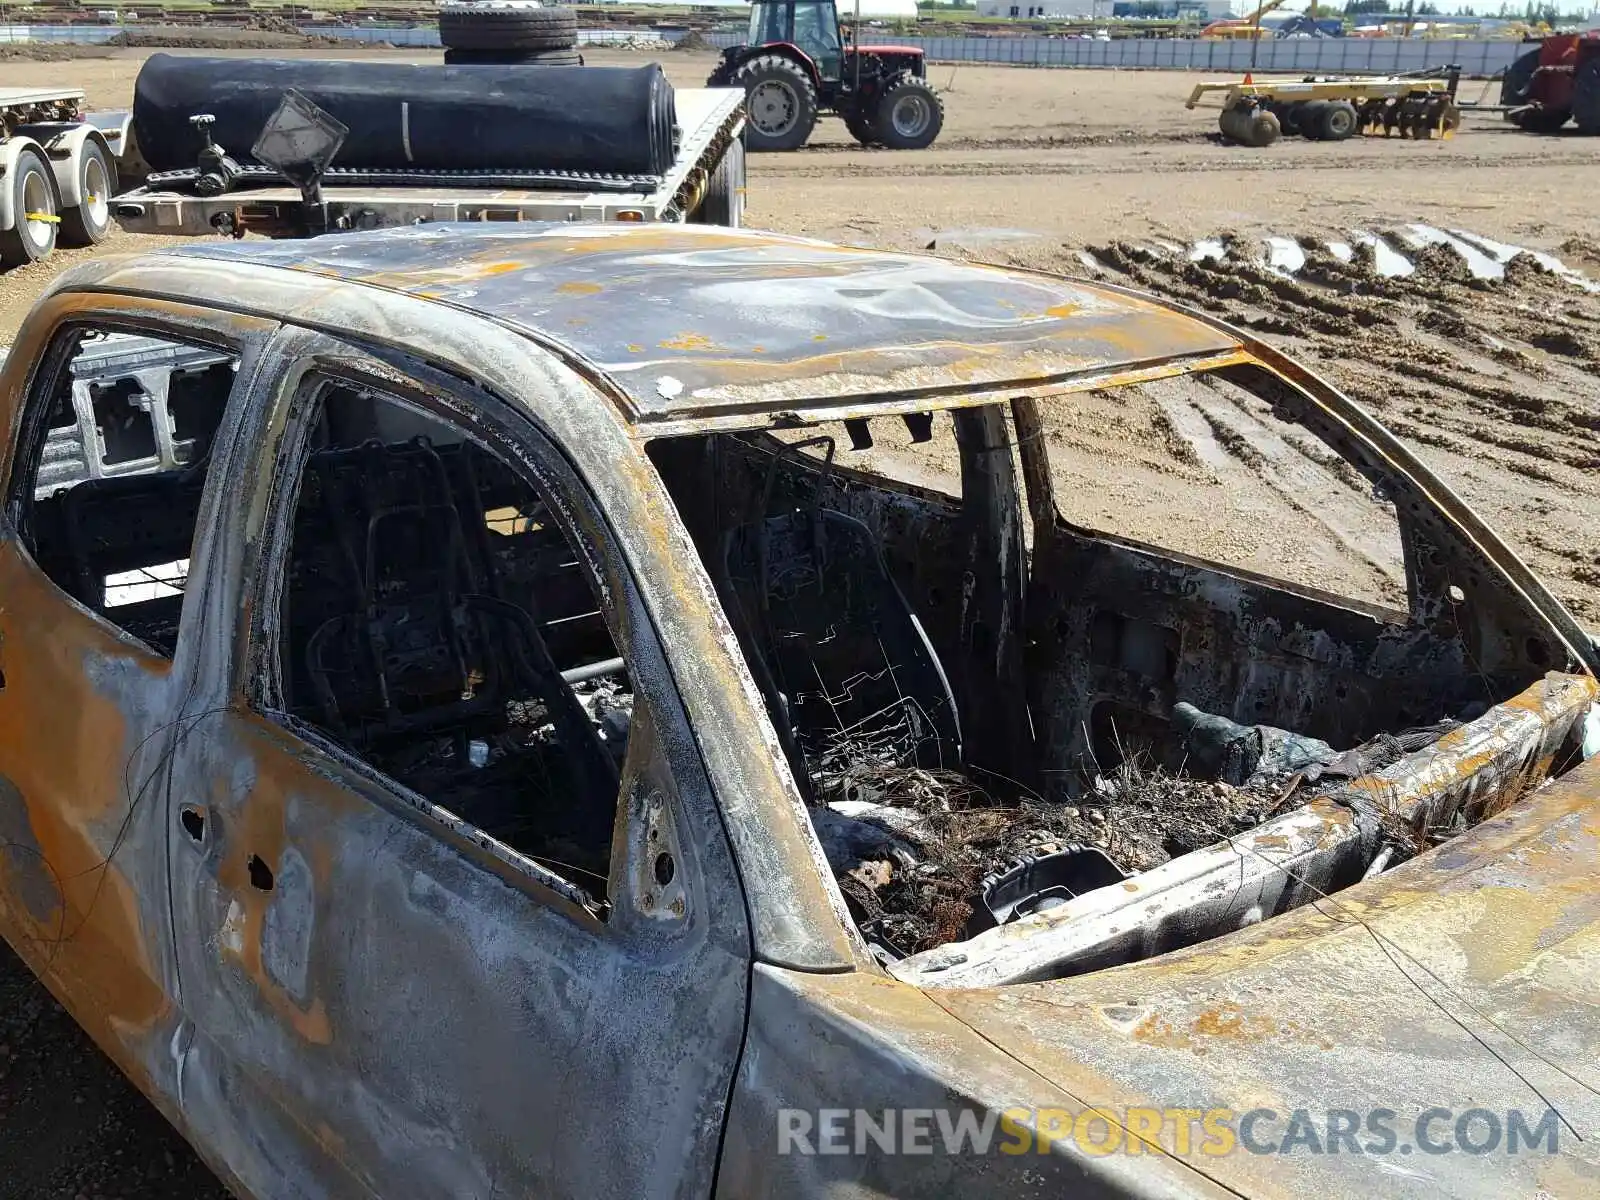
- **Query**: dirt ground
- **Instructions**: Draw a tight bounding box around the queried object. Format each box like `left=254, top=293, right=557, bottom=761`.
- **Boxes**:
left=0, top=44, right=1596, bottom=1197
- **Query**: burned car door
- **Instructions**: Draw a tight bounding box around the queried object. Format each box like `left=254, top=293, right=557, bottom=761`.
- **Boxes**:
left=161, top=330, right=752, bottom=1200
left=0, top=299, right=270, bottom=1112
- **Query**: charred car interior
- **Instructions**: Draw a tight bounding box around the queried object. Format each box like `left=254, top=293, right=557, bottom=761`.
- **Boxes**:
left=17, top=334, right=631, bottom=908
left=648, top=364, right=1598, bottom=986
left=271, top=384, right=631, bottom=903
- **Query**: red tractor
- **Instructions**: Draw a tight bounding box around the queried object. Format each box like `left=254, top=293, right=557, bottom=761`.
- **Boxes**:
left=707, top=0, right=944, bottom=152
left=1500, top=31, right=1600, bottom=134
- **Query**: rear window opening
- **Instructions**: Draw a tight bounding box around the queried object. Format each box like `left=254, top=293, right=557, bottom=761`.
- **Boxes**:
left=647, top=370, right=1597, bottom=986
left=21, top=328, right=238, bottom=657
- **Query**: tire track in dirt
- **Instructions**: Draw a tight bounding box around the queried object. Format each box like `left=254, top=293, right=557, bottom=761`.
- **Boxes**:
left=753, top=146, right=1600, bottom=180
left=1081, top=237, right=1600, bottom=625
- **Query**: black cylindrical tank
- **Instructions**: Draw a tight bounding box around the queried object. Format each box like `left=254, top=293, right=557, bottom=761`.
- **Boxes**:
left=132, top=55, right=677, bottom=177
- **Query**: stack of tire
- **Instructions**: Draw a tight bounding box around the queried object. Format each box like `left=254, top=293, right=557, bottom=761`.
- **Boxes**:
left=439, top=2, right=584, bottom=68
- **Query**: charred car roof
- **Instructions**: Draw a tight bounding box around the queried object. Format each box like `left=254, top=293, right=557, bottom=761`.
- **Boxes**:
left=149, top=223, right=1247, bottom=424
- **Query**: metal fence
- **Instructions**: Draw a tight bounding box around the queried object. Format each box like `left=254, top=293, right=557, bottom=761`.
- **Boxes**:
left=684, top=32, right=1520, bottom=76
left=0, top=23, right=1520, bottom=77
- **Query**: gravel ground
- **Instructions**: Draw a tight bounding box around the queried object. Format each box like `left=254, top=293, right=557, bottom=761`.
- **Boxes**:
left=0, top=44, right=1596, bottom=1198
left=0, top=945, right=229, bottom=1200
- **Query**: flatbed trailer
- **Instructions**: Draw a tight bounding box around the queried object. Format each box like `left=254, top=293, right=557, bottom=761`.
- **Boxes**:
left=1186, top=70, right=1462, bottom=146
left=113, top=87, right=749, bottom=239
left=0, top=86, right=139, bottom=266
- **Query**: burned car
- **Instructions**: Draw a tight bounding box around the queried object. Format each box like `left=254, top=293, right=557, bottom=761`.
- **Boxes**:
left=0, top=224, right=1596, bottom=1198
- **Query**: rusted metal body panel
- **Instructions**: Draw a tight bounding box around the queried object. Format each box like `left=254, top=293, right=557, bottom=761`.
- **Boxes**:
left=157, top=224, right=1246, bottom=423
left=924, top=759, right=1600, bottom=1198
left=719, top=964, right=1240, bottom=1198
left=0, top=226, right=1594, bottom=1199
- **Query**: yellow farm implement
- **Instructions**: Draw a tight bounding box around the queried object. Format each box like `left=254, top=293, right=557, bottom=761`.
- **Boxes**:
left=1186, top=68, right=1463, bottom=147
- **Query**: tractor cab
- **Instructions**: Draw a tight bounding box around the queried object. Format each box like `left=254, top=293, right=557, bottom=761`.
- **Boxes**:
left=709, top=0, right=943, bottom=153
left=750, top=0, right=847, bottom=81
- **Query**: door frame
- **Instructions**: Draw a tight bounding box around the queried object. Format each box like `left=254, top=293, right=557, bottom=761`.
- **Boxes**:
left=161, top=324, right=756, bottom=1199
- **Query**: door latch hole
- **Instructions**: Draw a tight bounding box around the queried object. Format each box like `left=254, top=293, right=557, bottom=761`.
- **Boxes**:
left=247, top=854, right=274, bottom=892
left=180, top=807, right=206, bottom=842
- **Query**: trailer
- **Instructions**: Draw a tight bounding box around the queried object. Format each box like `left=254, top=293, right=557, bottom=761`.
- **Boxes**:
left=112, top=59, right=749, bottom=240
left=1186, top=69, right=1463, bottom=147
left=0, top=86, right=142, bottom=266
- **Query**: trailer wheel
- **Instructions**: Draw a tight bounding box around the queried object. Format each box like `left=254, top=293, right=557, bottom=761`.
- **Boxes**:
left=1276, top=102, right=1304, bottom=137
left=691, top=139, right=745, bottom=227
left=439, top=5, right=578, bottom=52
left=1298, top=100, right=1329, bottom=139
left=1574, top=58, right=1600, bottom=136
left=1318, top=100, right=1359, bottom=142
left=59, top=139, right=116, bottom=248
left=1, top=148, right=59, bottom=268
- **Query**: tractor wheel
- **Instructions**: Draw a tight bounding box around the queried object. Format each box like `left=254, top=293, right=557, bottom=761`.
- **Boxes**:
left=875, top=78, right=944, bottom=150
left=733, top=54, right=818, bottom=152
left=1318, top=100, right=1359, bottom=142
left=691, top=139, right=745, bottom=227
left=1574, top=57, right=1600, bottom=136
left=444, top=47, right=583, bottom=66
left=439, top=4, right=578, bottom=52
left=1500, top=47, right=1542, bottom=107
left=1511, top=106, right=1570, bottom=133
left=844, top=109, right=880, bottom=146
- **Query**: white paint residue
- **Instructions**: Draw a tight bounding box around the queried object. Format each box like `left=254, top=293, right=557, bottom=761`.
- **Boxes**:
left=1348, top=230, right=1414, bottom=278
left=1263, top=236, right=1306, bottom=276
left=401, top=101, right=413, bottom=163
left=1327, top=240, right=1355, bottom=263
left=1189, top=238, right=1227, bottom=263
left=220, top=898, right=246, bottom=955
left=169, top=1024, right=190, bottom=1110
left=1154, top=239, right=1187, bottom=255
left=1075, top=249, right=1103, bottom=273
left=655, top=375, right=684, bottom=400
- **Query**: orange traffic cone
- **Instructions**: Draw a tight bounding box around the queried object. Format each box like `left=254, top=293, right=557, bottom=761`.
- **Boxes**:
left=1243, top=71, right=1254, bottom=85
